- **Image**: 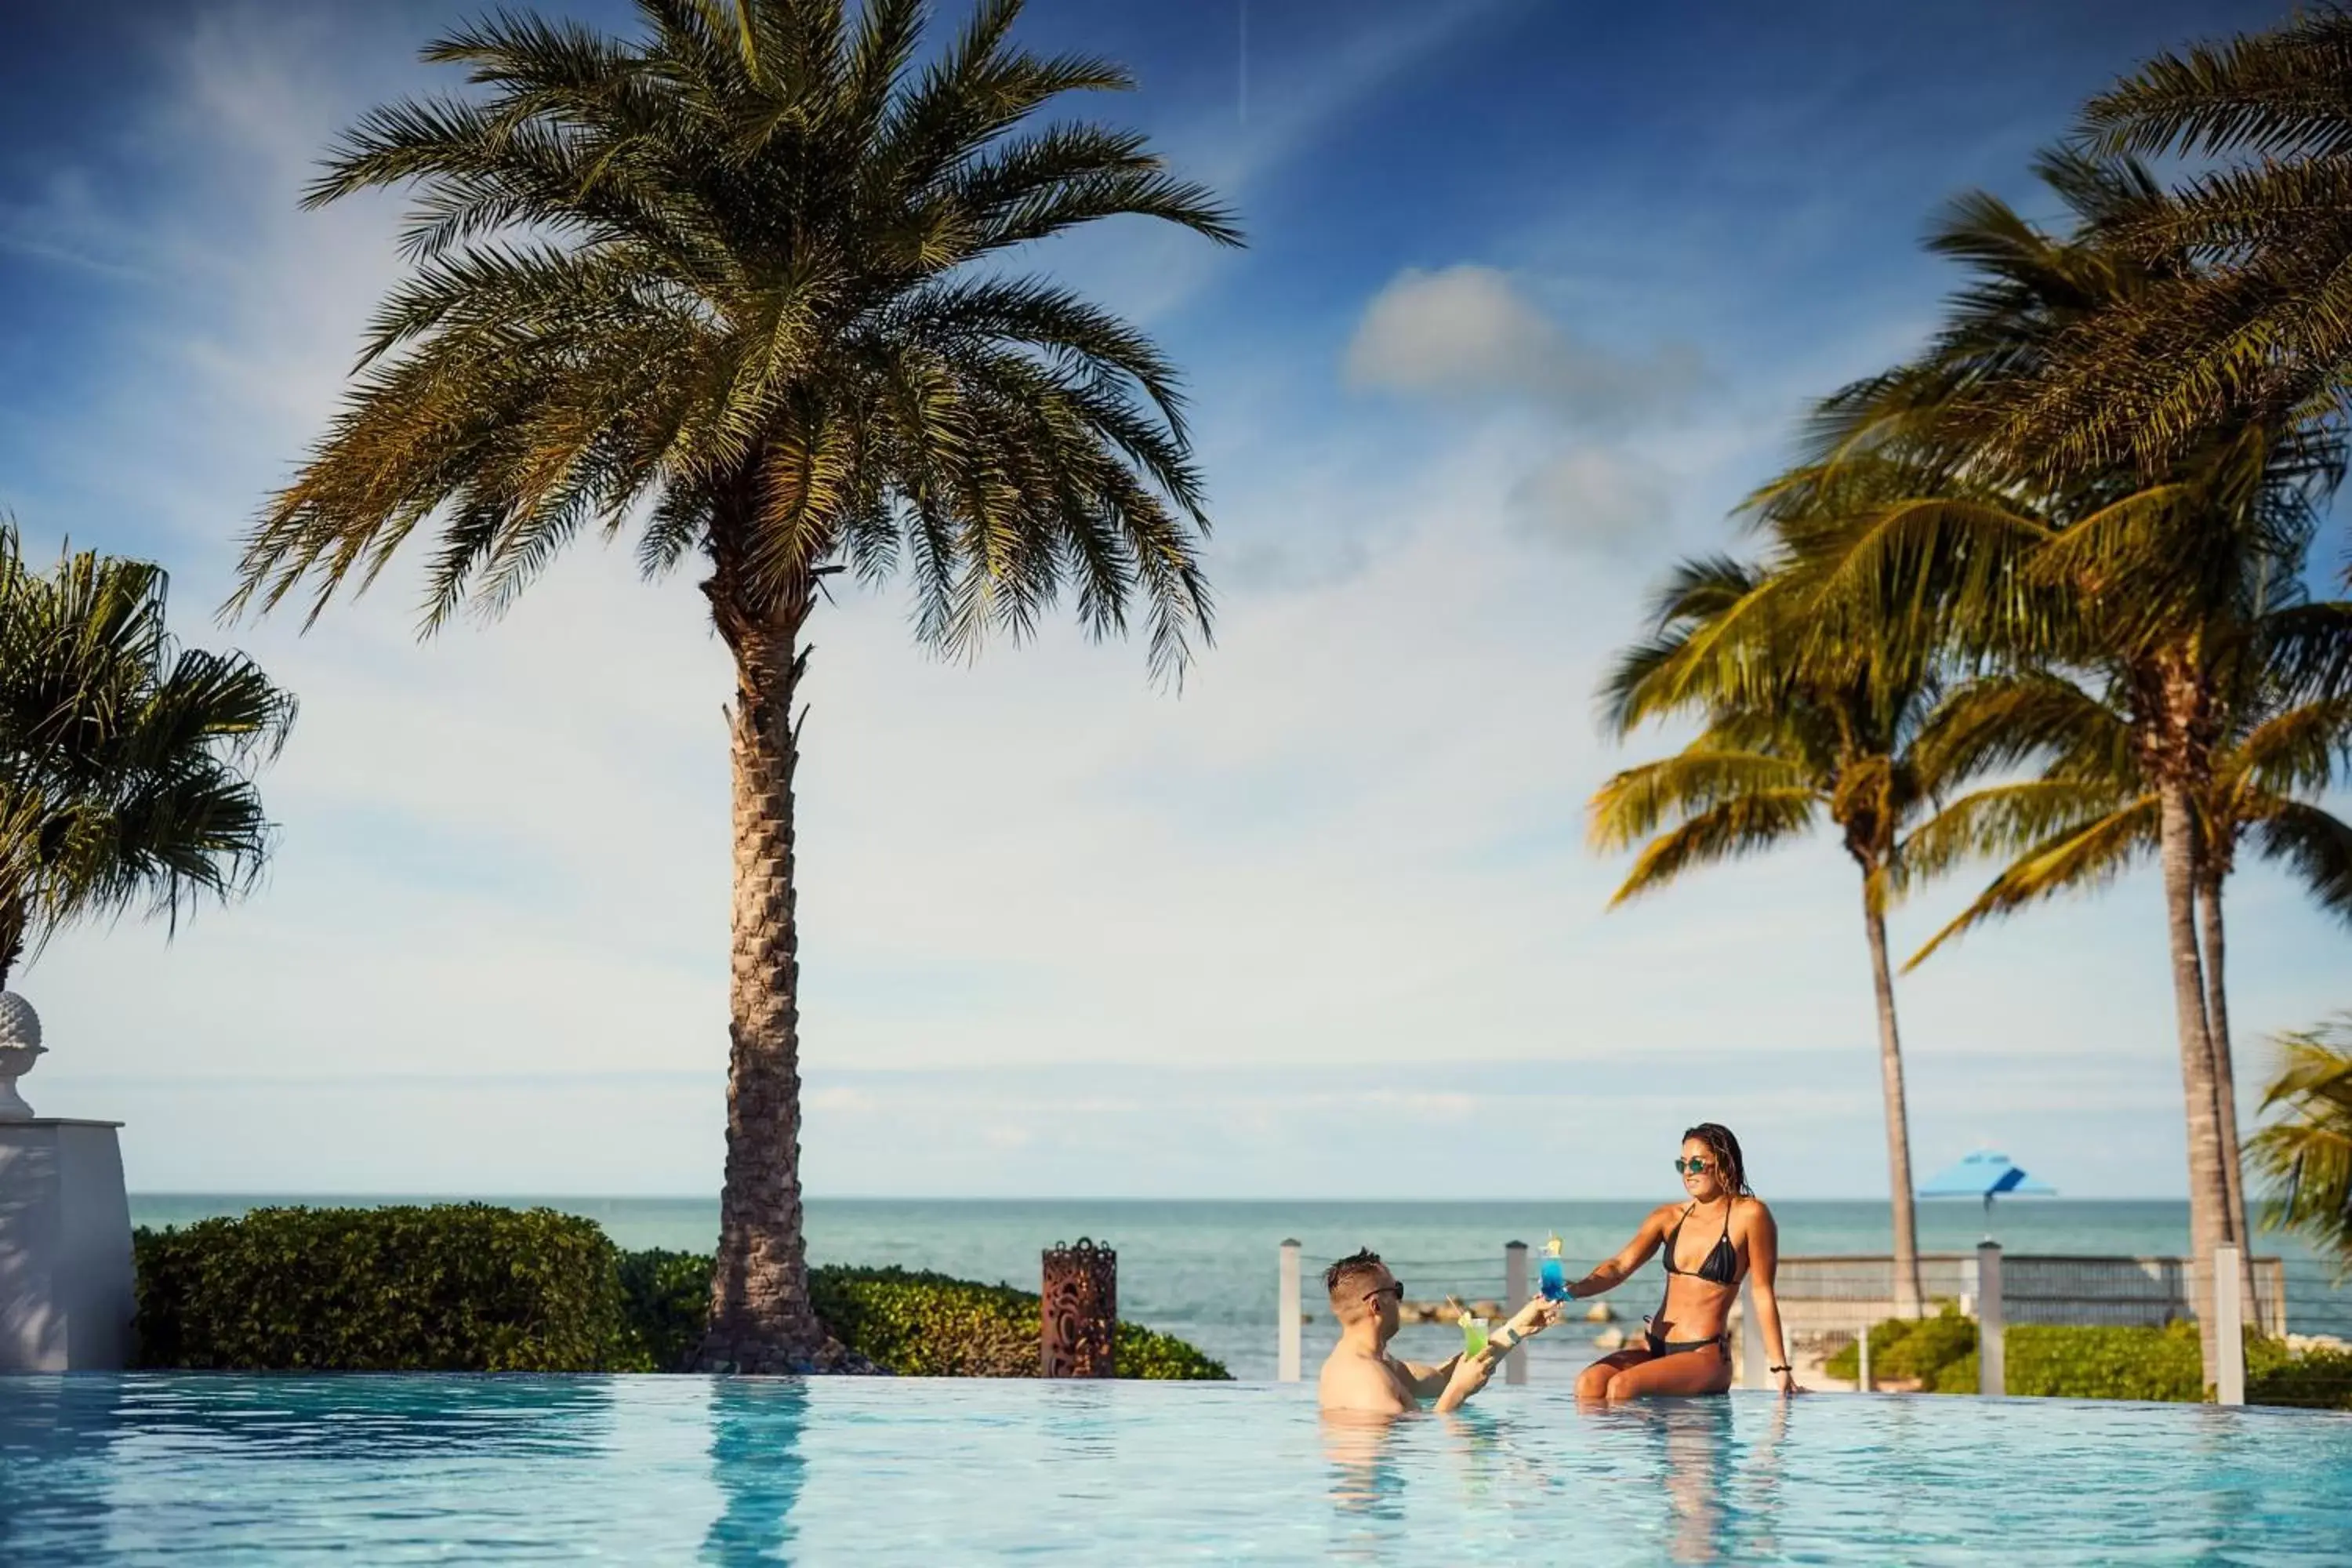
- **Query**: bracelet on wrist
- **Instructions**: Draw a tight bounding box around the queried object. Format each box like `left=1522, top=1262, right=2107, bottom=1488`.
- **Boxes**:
left=1767, top=1363, right=1791, bottom=1374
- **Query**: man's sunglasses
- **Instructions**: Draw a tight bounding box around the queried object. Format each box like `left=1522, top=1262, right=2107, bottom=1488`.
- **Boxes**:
left=1363, top=1280, right=1406, bottom=1304
left=1672, top=1157, right=1712, bottom=1176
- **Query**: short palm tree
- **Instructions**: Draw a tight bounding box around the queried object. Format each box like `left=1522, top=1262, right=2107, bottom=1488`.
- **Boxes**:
left=0, top=524, right=293, bottom=990
left=229, top=0, right=1238, bottom=1370
left=2250, top=1014, right=2352, bottom=1273
left=1592, top=548, right=1947, bottom=1316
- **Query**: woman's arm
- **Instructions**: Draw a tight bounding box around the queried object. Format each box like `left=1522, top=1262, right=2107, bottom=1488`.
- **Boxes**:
left=1743, top=1201, right=1800, bottom=1395
left=1563, top=1207, right=1671, bottom=1301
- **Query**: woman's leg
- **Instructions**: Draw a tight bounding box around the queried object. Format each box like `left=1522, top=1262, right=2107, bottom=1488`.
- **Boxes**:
left=1575, top=1345, right=1657, bottom=1400
left=1602, top=1345, right=1732, bottom=1401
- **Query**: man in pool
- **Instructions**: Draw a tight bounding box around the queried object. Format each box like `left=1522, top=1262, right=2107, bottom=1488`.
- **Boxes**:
left=1316, top=1249, right=1559, bottom=1414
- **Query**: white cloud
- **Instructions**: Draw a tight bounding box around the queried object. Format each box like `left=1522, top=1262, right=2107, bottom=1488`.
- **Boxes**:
left=1343, top=264, right=1699, bottom=428
left=1508, top=447, right=1674, bottom=557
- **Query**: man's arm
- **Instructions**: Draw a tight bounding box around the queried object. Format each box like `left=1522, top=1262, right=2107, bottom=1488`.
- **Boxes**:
left=1396, top=1352, right=1462, bottom=1399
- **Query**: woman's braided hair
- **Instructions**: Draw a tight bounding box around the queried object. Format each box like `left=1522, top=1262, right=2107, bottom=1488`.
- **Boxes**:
left=1682, top=1122, right=1751, bottom=1196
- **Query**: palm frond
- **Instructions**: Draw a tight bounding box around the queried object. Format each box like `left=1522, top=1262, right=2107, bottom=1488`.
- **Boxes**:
left=1600, top=789, right=1822, bottom=907
left=1903, top=797, right=2157, bottom=970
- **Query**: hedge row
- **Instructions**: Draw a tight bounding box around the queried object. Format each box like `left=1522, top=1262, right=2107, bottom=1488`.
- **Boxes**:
left=133, top=1207, right=1228, bottom=1379
left=621, top=1248, right=1228, bottom=1378
left=135, top=1206, right=638, bottom=1371
left=1821, top=1304, right=2352, bottom=1408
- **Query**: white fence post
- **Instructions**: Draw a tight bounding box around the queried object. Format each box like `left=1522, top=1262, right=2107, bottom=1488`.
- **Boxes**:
left=1278, top=1240, right=1302, bottom=1383
left=1977, top=1241, right=2004, bottom=1397
left=2213, top=1242, right=2245, bottom=1406
left=1739, top=1275, right=1769, bottom=1388
left=1503, top=1241, right=1530, bottom=1385
left=1857, top=1322, right=1872, bottom=1392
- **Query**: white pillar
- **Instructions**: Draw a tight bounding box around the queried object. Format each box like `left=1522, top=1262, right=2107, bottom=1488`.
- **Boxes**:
left=1739, top=1275, right=1769, bottom=1388
left=1976, top=1241, right=2004, bottom=1398
left=0, top=1119, right=133, bottom=1371
left=2213, top=1243, right=2245, bottom=1406
left=1503, top=1240, right=1529, bottom=1385
left=1858, top=1322, right=1872, bottom=1392
left=1277, top=1239, right=1302, bottom=1383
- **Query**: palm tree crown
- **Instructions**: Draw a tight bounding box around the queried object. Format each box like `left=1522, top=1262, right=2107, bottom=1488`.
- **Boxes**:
left=0, top=524, right=294, bottom=989
left=234, top=0, right=1240, bottom=674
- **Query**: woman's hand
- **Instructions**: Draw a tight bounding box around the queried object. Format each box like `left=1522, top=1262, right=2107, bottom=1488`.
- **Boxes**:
left=1774, top=1367, right=1803, bottom=1396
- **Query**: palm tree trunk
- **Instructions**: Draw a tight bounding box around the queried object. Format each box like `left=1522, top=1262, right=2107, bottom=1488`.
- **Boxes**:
left=695, top=604, right=838, bottom=1374
left=1860, top=884, right=1925, bottom=1318
left=2158, top=779, right=2229, bottom=1386
left=2196, top=869, right=2260, bottom=1334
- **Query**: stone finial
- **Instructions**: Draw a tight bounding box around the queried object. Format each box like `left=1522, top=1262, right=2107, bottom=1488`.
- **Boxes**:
left=0, top=990, right=45, bottom=1120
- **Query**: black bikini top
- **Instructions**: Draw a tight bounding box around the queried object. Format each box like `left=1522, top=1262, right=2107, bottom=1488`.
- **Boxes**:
left=1661, top=1202, right=1739, bottom=1286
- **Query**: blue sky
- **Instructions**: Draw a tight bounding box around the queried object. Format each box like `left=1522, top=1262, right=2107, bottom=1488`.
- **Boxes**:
left=2, top=0, right=2340, bottom=1200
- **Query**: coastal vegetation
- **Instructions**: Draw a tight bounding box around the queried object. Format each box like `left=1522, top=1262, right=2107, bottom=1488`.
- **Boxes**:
left=0, top=524, right=292, bottom=991
left=132, top=1207, right=1229, bottom=1378
left=223, top=0, right=1237, bottom=1374
left=1820, top=1304, right=2352, bottom=1410
left=2252, top=1014, right=2352, bottom=1272
left=1592, top=12, right=2352, bottom=1386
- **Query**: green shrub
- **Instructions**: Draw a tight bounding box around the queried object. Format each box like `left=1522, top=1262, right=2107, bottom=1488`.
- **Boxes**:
left=1115, top=1319, right=1230, bottom=1380
left=615, top=1247, right=714, bottom=1373
left=2248, top=1345, right=2352, bottom=1411
left=619, top=1252, right=1229, bottom=1378
left=1826, top=1302, right=1982, bottom=1385
left=806, top=1264, right=1039, bottom=1375
left=1824, top=1310, right=2352, bottom=1406
left=134, top=1206, right=641, bottom=1371
left=2007, top=1322, right=2202, bottom=1401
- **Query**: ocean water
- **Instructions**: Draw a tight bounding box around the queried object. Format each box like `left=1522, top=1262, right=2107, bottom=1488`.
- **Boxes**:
left=126, top=1196, right=2347, bottom=1381
left=3, top=1376, right=2349, bottom=1564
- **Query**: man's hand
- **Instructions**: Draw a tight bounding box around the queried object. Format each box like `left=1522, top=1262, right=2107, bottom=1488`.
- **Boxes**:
left=1434, top=1349, right=1497, bottom=1412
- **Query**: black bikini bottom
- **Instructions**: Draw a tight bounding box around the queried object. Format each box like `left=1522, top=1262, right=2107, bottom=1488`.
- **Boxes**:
left=1644, top=1327, right=1727, bottom=1359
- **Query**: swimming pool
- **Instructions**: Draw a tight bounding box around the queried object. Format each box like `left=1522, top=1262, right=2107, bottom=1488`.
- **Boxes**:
left=2, top=1377, right=2347, bottom=1563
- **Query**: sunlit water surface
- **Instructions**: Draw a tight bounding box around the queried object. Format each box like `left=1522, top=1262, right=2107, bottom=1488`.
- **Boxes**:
left=3, top=1376, right=2348, bottom=1564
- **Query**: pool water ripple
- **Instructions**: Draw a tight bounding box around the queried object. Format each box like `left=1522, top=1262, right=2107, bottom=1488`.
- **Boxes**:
left=2, top=1376, right=2347, bottom=1564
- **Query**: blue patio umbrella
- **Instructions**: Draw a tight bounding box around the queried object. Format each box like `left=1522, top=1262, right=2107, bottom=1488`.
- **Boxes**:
left=1918, top=1149, right=2056, bottom=1228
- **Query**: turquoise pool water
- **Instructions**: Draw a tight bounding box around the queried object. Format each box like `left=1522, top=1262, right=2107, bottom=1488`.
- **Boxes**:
left=3, top=1377, right=2348, bottom=1563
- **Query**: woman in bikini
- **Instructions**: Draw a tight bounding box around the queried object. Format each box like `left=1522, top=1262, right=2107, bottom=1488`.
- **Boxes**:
left=1553, top=1123, right=1800, bottom=1399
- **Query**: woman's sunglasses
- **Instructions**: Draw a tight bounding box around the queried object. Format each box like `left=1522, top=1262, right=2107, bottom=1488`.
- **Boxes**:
left=1672, top=1157, right=1712, bottom=1176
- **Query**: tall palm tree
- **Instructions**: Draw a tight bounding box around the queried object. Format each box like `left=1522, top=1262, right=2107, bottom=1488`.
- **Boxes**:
left=0, top=524, right=293, bottom=990
left=1786, top=158, right=2352, bottom=1381
left=2249, top=1013, right=2352, bottom=1272
left=1592, top=547, right=1950, bottom=1316
left=2009, top=9, right=2352, bottom=488
left=1900, top=627, right=2352, bottom=1314
left=227, top=0, right=1239, bottom=1371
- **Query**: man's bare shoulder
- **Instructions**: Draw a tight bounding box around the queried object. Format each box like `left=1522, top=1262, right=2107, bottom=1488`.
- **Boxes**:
left=1317, top=1346, right=1413, bottom=1414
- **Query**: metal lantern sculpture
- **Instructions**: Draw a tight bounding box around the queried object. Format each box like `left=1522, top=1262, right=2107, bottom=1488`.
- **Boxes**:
left=1041, top=1238, right=1117, bottom=1377
left=0, top=991, right=42, bottom=1121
